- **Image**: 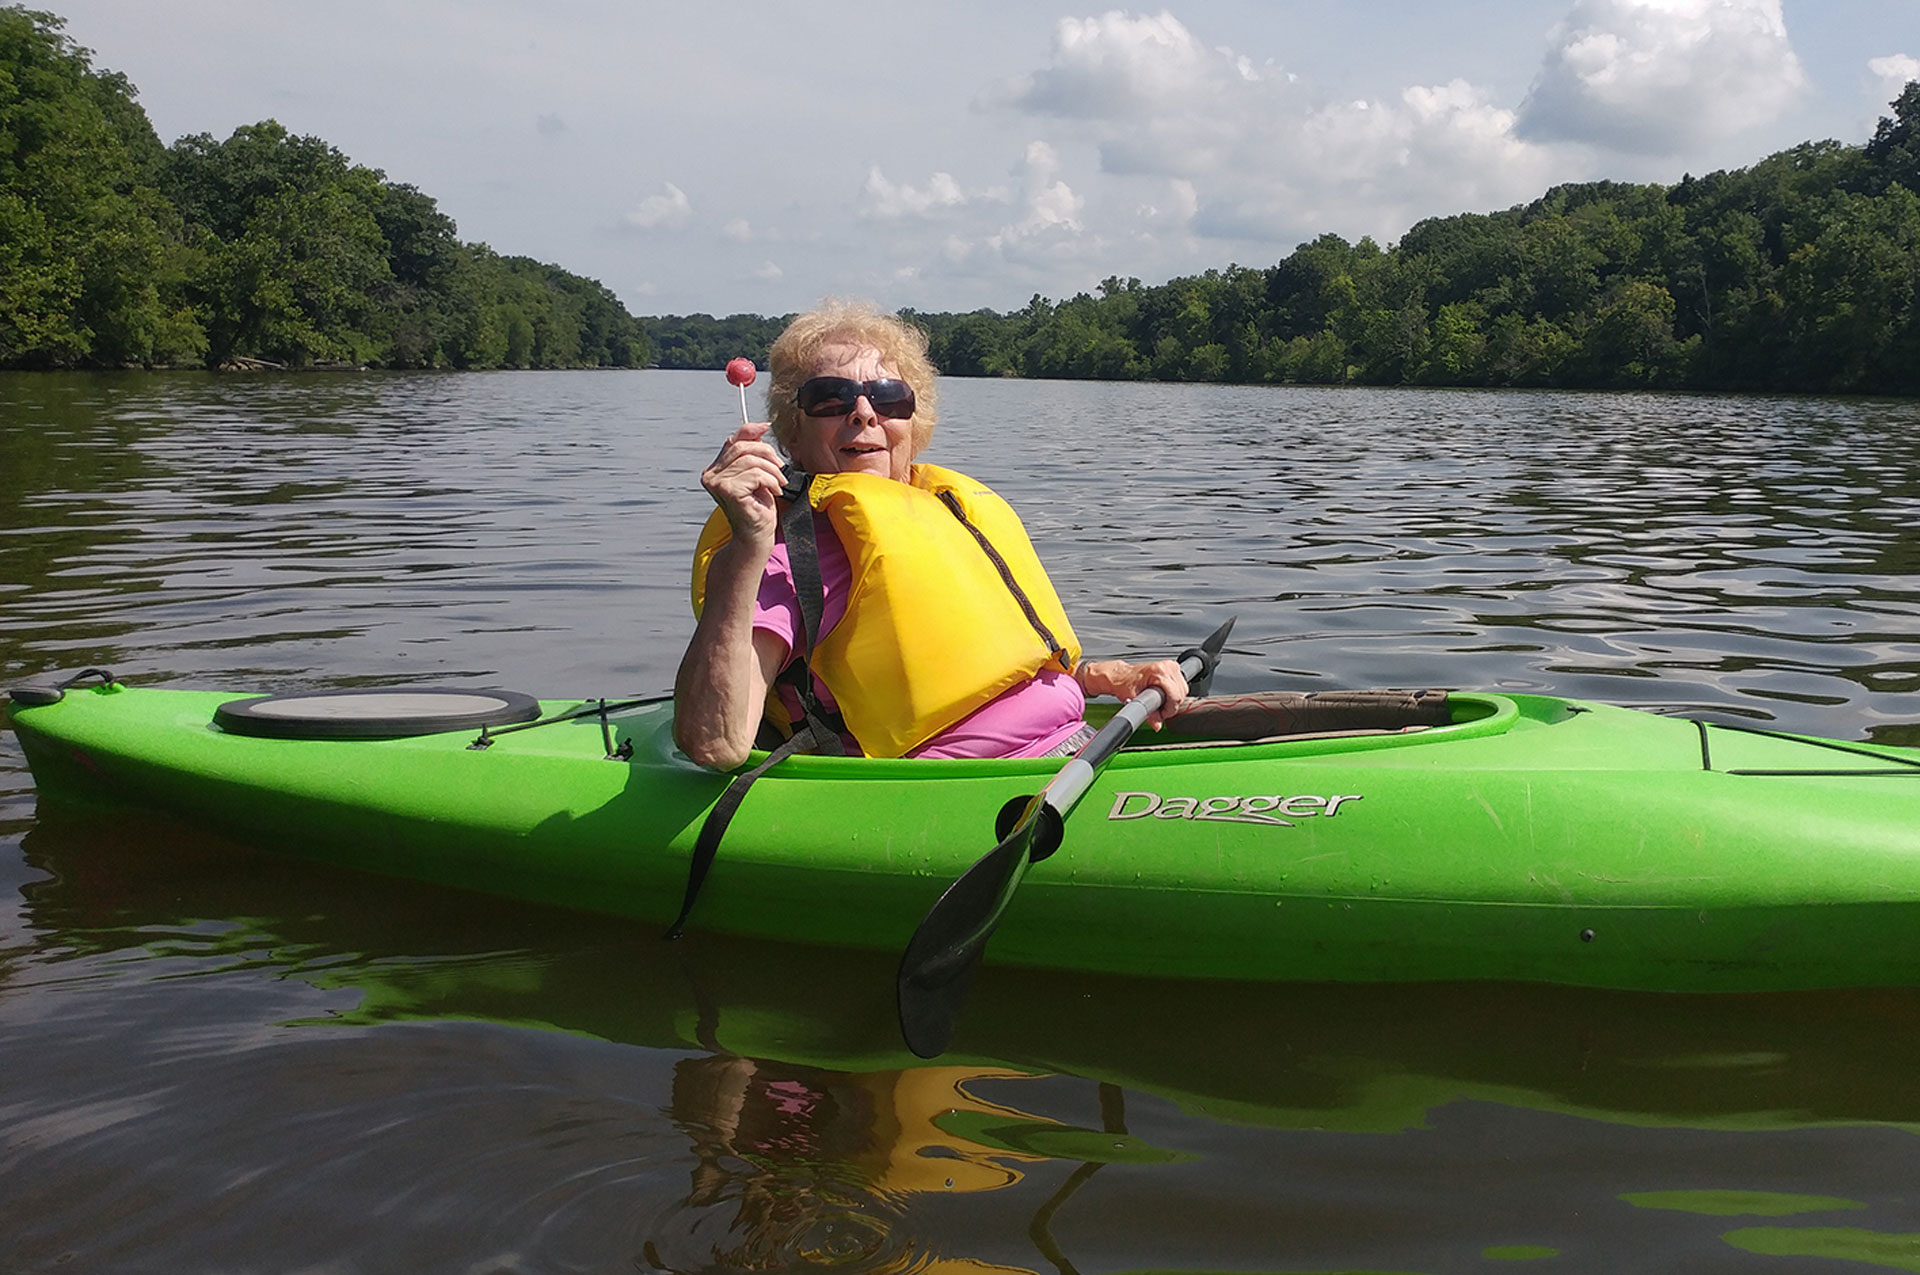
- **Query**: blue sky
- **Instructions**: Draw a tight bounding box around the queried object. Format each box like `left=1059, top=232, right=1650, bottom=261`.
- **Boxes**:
left=46, top=0, right=1920, bottom=317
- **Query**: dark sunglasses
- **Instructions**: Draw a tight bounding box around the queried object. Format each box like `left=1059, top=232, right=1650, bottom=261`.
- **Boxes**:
left=795, top=377, right=917, bottom=419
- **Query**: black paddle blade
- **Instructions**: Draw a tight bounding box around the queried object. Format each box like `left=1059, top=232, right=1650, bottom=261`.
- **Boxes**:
left=896, top=615, right=1236, bottom=1057
left=896, top=947, right=977, bottom=1060
left=1181, top=616, right=1236, bottom=698
left=897, top=824, right=1034, bottom=1058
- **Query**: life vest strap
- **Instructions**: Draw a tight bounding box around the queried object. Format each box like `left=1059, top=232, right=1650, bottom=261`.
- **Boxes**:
left=934, top=488, right=1074, bottom=673
left=777, top=468, right=847, bottom=756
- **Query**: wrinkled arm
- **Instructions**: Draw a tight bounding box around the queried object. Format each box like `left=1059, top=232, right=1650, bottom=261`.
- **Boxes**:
left=674, top=538, right=788, bottom=770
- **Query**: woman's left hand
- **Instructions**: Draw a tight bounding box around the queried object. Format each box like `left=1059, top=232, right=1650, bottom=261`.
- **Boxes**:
left=1075, top=658, right=1190, bottom=730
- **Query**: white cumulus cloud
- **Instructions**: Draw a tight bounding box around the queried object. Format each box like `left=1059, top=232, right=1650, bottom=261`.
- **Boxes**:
left=868, top=2, right=1839, bottom=304
left=862, top=168, right=968, bottom=219
left=937, top=140, right=1100, bottom=275
left=623, top=182, right=692, bottom=231
left=1189, top=79, right=1552, bottom=243
left=1516, top=0, right=1807, bottom=154
left=979, top=141, right=1089, bottom=260
left=1013, top=141, right=1084, bottom=232
left=988, top=10, right=1290, bottom=179
left=985, top=11, right=1555, bottom=249
left=992, top=10, right=1243, bottom=121
left=1869, top=53, right=1920, bottom=102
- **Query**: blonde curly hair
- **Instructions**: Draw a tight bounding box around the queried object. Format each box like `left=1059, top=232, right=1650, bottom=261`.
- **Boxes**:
left=765, top=300, right=938, bottom=462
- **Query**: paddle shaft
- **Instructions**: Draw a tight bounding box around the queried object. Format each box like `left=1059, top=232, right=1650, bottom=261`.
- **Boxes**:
left=897, top=616, right=1234, bottom=1057
left=903, top=677, right=1178, bottom=988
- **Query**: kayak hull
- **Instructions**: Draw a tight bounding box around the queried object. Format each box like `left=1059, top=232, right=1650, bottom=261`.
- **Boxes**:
left=10, top=684, right=1920, bottom=990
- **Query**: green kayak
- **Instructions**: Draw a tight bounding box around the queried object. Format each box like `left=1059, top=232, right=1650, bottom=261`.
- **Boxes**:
left=8, top=677, right=1920, bottom=992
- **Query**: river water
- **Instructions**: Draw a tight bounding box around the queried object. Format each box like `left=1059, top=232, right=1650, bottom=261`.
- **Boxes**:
left=3, top=370, right=1920, bottom=1273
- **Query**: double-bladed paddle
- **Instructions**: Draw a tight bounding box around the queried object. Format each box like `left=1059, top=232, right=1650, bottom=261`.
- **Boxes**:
left=896, top=617, right=1236, bottom=1058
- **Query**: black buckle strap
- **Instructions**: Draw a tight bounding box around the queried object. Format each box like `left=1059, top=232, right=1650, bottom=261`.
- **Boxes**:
left=666, top=724, right=824, bottom=939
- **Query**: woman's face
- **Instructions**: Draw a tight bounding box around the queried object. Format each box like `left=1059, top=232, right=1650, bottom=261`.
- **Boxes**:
left=789, top=343, right=916, bottom=481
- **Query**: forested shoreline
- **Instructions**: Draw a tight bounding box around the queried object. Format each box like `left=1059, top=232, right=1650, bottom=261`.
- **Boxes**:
left=6, top=4, right=1916, bottom=392
left=1, top=7, right=646, bottom=370
left=652, top=84, right=1920, bottom=397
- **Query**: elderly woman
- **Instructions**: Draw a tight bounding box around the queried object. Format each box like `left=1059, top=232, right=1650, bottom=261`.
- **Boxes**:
left=676, top=301, right=1187, bottom=771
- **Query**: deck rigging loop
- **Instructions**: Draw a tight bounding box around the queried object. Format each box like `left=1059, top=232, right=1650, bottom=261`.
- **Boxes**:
left=6, top=667, right=119, bottom=707
left=1692, top=718, right=1920, bottom=776
left=466, top=692, right=673, bottom=751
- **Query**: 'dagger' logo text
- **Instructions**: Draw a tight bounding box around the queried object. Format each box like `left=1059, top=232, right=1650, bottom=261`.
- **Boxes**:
left=1106, top=790, right=1362, bottom=827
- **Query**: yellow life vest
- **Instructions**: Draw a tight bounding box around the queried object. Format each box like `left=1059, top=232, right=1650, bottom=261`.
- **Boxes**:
left=691, top=464, right=1082, bottom=758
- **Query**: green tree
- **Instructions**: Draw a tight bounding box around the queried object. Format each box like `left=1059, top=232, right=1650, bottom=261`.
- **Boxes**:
left=1780, top=185, right=1920, bottom=392
left=1264, top=233, right=1355, bottom=339
left=1423, top=301, right=1488, bottom=383
left=0, top=6, right=201, bottom=366
left=162, top=122, right=394, bottom=365
left=1509, top=211, right=1604, bottom=320
left=1279, top=330, right=1350, bottom=384
left=1580, top=280, right=1692, bottom=385
left=1865, top=80, right=1920, bottom=194
left=925, top=310, right=1011, bottom=377
left=370, top=181, right=462, bottom=366
left=1486, top=313, right=1575, bottom=386
left=1018, top=293, right=1145, bottom=380
left=159, top=119, right=647, bottom=369
left=642, top=311, right=784, bottom=370
left=1401, top=209, right=1523, bottom=311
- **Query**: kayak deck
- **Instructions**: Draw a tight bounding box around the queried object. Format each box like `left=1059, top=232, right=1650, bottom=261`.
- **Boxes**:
left=9, top=682, right=1920, bottom=991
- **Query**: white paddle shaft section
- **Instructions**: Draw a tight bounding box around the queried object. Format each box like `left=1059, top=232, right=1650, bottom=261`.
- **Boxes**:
left=1035, top=670, right=1186, bottom=822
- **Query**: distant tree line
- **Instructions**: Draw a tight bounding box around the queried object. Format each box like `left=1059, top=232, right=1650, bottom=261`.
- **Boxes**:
left=657, top=84, right=1920, bottom=397
left=1, top=7, right=647, bottom=370
left=642, top=312, right=792, bottom=371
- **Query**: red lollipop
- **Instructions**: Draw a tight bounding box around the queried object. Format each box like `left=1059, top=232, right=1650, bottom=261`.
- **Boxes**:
left=725, top=358, right=756, bottom=424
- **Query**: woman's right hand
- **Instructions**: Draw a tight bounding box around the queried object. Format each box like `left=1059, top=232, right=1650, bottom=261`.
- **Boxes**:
left=679, top=420, right=791, bottom=770
left=701, top=421, right=786, bottom=547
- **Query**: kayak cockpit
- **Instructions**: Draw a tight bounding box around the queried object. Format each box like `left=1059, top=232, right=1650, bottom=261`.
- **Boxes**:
left=681, top=690, right=1530, bottom=780
left=1143, top=688, right=1458, bottom=748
